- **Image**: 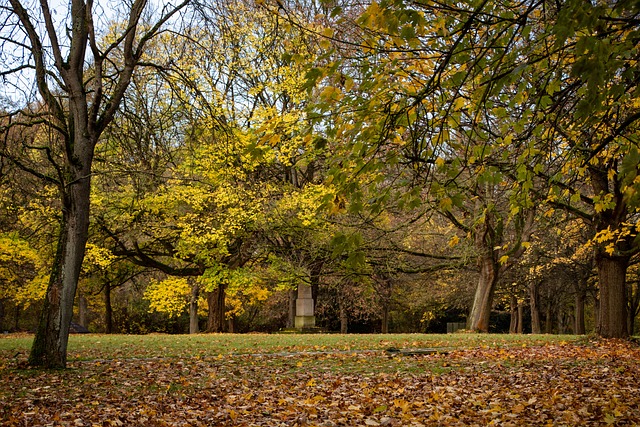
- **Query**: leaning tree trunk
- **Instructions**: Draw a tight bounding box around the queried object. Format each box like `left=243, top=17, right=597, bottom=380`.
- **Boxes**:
left=29, top=176, right=92, bottom=368
left=596, top=254, right=629, bottom=338
left=468, top=254, right=499, bottom=332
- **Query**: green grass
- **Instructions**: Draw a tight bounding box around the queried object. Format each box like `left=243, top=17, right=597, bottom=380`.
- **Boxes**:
left=3, top=333, right=638, bottom=426
left=0, top=332, right=584, bottom=361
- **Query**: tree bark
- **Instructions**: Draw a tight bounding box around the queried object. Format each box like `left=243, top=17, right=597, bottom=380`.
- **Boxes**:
left=340, top=303, right=348, bottom=334
left=29, top=175, right=92, bottom=368
left=14, top=304, right=20, bottom=331
left=287, top=289, right=296, bottom=329
left=628, top=282, right=639, bottom=336
left=337, top=285, right=348, bottom=333
left=544, top=294, right=553, bottom=334
left=77, top=291, right=88, bottom=329
left=207, top=284, right=227, bottom=333
left=596, top=254, right=629, bottom=338
left=517, top=301, right=524, bottom=334
left=467, top=254, right=498, bottom=332
left=574, top=291, right=586, bottom=335
left=381, top=303, right=389, bottom=334
left=509, top=295, right=518, bottom=334
left=0, top=299, right=5, bottom=331
left=189, top=281, right=199, bottom=334
left=104, top=281, right=113, bottom=334
left=529, top=282, right=542, bottom=334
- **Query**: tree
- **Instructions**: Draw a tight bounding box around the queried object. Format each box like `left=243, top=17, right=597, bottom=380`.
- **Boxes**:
left=1, top=0, right=189, bottom=368
left=303, top=0, right=640, bottom=337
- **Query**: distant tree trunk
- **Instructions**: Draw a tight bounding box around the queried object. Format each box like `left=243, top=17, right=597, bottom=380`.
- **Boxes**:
left=207, top=283, right=227, bottom=333
left=228, top=316, right=236, bottom=333
left=594, top=297, right=601, bottom=333
left=529, top=282, right=542, bottom=334
left=517, top=302, right=524, bottom=334
left=381, top=304, right=390, bottom=334
left=468, top=254, right=498, bottom=332
left=596, top=254, right=629, bottom=338
left=0, top=299, right=5, bottom=331
left=287, top=289, right=296, bottom=329
left=575, top=291, right=586, bottom=335
left=189, top=281, right=199, bottom=334
left=509, top=295, right=518, bottom=334
left=310, top=261, right=322, bottom=308
left=77, top=291, right=88, bottom=329
left=104, top=282, right=113, bottom=334
left=557, top=309, right=566, bottom=334
left=339, top=298, right=348, bottom=334
left=628, top=282, right=639, bottom=336
left=14, top=304, right=20, bottom=331
left=544, top=292, right=553, bottom=334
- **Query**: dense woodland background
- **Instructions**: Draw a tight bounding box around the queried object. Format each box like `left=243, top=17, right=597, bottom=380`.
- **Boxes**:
left=1, top=0, right=640, bottom=343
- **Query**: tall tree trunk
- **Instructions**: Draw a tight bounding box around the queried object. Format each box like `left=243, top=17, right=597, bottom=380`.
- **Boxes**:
left=189, top=281, right=199, bottom=334
left=77, top=291, right=88, bottom=329
left=596, top=254, right=629, bottom=338
left=468, top=255, right=498, bottom=332
left=338, top=286, right=348, bottom=334
left=29, top=177, right=91, bottom=368
left=529, top=282, right=542, bottom=334
left=509, top=295, right=518, bottom=334
left=14, top=304, right=20, bottom=331
left=557, top=309, right=566, bottom=334
left=339, top=303, right=348, bottom=334
left=287, top=289, right=296, bottom=329
left=517, top=301, right=524, bottom=334
left=574, top=291, right=586, bottom=335
left=104, top=281, right=113, bottom=334
left=544, top=292, right=553, bottom=334
left=0, top=299, right=5, bottom=331
left=628, top=282, right=639, bottom=336
left=381, top=303, right=389, bottom=334
left=207, top=284, right=226, bottom=333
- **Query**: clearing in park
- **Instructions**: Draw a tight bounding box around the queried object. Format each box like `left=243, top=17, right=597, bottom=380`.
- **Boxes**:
left=1, top=333, right=640, bottom=426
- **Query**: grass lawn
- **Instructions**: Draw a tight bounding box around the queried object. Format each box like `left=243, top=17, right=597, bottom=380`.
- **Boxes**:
left=1, top=333, right=639, bottom=426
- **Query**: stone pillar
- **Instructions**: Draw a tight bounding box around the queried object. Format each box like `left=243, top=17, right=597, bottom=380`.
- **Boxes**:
left=295, top=284, right=315, bottom=329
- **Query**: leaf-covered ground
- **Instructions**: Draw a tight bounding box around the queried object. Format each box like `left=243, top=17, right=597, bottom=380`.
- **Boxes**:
left=1, top=335, right=639, bottom=426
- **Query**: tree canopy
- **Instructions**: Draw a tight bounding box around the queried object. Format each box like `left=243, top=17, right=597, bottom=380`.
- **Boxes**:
left=1, top=0, right=639, bottom=364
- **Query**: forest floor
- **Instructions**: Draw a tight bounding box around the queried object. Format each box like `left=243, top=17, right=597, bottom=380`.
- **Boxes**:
left=1, top=333, right=639, bottom=426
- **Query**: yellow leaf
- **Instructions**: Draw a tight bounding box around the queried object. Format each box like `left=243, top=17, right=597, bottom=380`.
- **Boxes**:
left=499, top=255, right=509, bottom=265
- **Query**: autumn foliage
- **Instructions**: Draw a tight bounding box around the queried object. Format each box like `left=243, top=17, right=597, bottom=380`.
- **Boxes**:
left=2, top=334, right=640, bottom=426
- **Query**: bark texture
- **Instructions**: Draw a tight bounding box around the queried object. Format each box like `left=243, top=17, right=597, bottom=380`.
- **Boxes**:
left=207, top=284, right=227, bottom=333
left=189, top=281, right=199, bottom=334
left=596, top=255, right=629, bottom=338
left=529, top=280, right=541, bottom=334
